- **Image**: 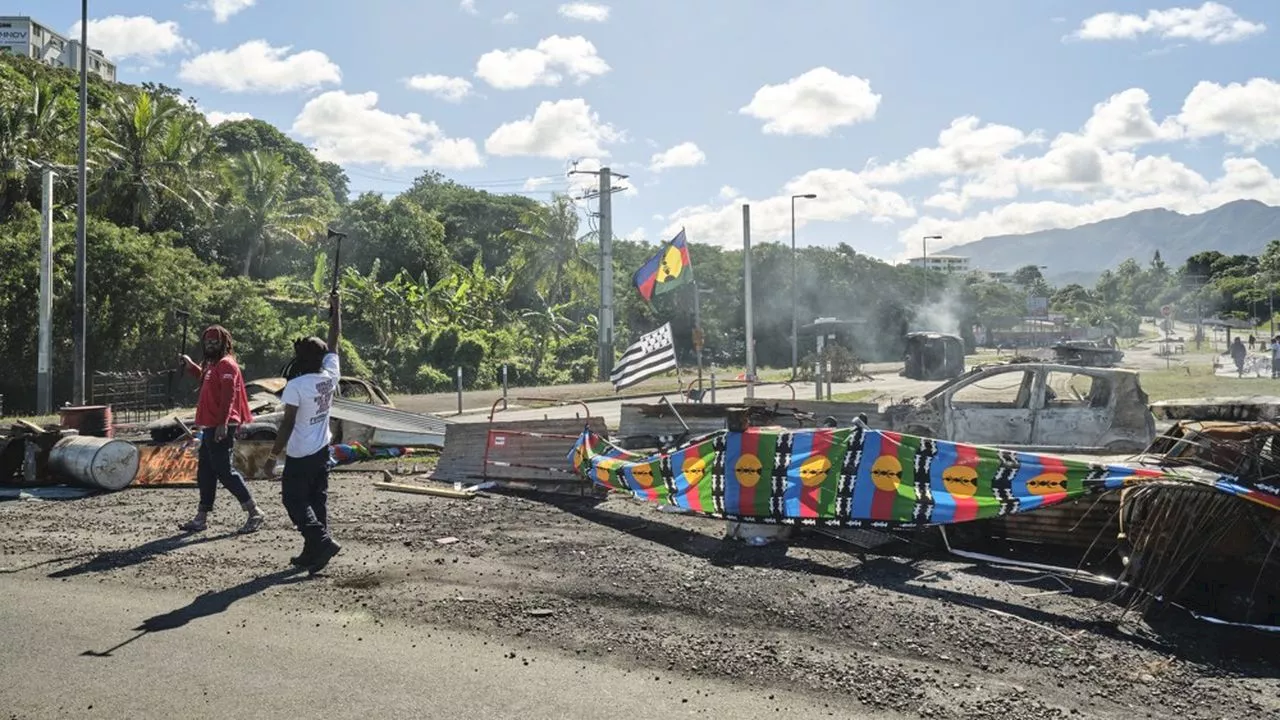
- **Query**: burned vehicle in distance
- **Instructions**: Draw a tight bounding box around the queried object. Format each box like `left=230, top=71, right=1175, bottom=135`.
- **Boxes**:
left=882, top=362, right=1156, bottom=452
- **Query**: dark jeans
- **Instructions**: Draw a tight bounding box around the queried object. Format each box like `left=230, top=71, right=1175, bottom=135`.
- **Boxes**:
left=281, top=448, right=333, bottom=545
left=197, top=427, right=252, bottom=512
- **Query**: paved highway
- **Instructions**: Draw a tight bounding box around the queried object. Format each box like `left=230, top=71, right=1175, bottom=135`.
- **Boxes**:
left=0, top=576, right=893, bottom=720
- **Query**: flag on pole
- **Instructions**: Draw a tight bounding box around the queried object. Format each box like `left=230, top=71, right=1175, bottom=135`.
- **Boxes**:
left=610, top=323, right=678, bottom=391
left=632, top=229, right=692, bottom=302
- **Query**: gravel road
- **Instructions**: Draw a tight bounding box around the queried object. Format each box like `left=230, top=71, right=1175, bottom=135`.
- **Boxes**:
left=2, top=475, right=1277, bottom=719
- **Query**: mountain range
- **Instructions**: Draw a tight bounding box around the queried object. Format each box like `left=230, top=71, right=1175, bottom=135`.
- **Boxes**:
left=946, top=200, right=1280, bottom=286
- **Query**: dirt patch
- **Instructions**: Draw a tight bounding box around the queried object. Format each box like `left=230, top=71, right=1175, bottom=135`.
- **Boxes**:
left=1, top=477, right=1277, bottom=719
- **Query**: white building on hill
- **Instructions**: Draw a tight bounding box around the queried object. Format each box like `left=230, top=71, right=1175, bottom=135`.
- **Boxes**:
left=0, top=16, right=116, bottom=82
left=906, top=255, right=970, bottom=273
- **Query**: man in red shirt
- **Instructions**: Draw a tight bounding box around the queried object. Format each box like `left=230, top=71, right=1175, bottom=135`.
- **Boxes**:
left=177, top=325, right=266, bottom=533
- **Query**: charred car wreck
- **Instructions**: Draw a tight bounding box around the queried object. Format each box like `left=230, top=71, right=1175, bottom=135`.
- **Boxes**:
left=883, top=362, right=1156, bottom=452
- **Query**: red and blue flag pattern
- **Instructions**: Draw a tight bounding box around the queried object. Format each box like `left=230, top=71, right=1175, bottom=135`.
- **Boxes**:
left=568, top=427, right=1280, bottom=527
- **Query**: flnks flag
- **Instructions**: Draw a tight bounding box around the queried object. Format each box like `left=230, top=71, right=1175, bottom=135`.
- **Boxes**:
left=610, top=323, right=678, bottom=391
left=633, top=229, right=692, bottom=302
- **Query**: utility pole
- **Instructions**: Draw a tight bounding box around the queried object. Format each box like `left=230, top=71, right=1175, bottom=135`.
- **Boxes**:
left=569, top=164, right=629, bottom=381
left=790, top=193, right=817, bottom=380
left=39, top=169, right=55, bottom=415
left=74, top=0, right=89, bottom=405
left=743, top=204, right=755, bottom=399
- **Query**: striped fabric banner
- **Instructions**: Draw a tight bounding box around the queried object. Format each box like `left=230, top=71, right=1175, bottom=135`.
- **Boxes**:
left=568, top=427, right=1275, bottom=528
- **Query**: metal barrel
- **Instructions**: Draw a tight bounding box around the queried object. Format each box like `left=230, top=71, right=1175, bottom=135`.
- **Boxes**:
left=59, top=405, right=113, bottom=438
left=49, top=436, right=139, bottom=491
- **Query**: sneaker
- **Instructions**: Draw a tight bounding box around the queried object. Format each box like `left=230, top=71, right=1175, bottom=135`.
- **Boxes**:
left=179, top=516, right=207, bottom=533
left=239, top=511, right=265, bottom=534
left=306, top=540, right=341, bottom=575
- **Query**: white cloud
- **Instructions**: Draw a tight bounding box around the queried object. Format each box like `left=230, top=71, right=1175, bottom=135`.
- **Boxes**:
left=522, top=176, right=556, bottom=191
left=558, top=3, right=610, bottom=22
left=485, top=99, right=622, bottom=159
left=649, top=142, right=706, bottom=171
left=291, top=90, right=482, bottom=170
left=1071, top=2, right=1265, bottom=44
left=194, top=0, right=256, bottom=23
left=663, top=168, right=915, bottom=247
left=718, top=186, right=740, bottom=200
left=656, top=76, right=1280, bottom=260
left=205, top=110, right=253, bottom=126
left=69, top=15, right=192, bottom=62
left=862, top=116, right=1042, bottom=185
left=498, top=11, right=518, bottom=24
left=475, top=35, right=609, bottom=89
left=460, top=0, right=478, bottom=14
left=1082, top=88, right=1183, bottom=148
left=405, top=74, right=473, bottom=102
left=179, top=40, right=341, bottom=93
left=1178, top=78, right=1280, bottom=150
left=740, top=67, right=881, bottom=136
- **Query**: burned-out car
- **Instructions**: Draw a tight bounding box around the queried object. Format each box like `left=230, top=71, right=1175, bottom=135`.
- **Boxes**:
left=883, top=362, right=1156, bottom=452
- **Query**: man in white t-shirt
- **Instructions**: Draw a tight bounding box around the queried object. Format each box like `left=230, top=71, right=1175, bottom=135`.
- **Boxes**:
left=266, top=292, right=342, bottom=574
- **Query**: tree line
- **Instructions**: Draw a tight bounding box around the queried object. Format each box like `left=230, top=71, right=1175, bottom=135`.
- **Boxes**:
left=0, top=52, right=1272, bottom=413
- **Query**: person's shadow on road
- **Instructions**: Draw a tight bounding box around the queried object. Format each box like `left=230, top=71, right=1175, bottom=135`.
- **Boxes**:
left=82, top=568, right=308, bottom=657
left=49, top=531, right=236, bottom=579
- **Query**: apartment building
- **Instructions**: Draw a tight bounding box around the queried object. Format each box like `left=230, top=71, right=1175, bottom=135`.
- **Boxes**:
left=0, top=16, right=117, bottom=82
left=906, top=255, right=971, bottom=274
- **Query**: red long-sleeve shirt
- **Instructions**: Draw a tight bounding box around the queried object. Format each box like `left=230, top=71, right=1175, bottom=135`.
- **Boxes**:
left=189, top=356, right=254, bottom=427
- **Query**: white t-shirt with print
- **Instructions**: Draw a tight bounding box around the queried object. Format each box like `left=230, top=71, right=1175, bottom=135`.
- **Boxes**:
left=281, top=353, right=340, bottom=459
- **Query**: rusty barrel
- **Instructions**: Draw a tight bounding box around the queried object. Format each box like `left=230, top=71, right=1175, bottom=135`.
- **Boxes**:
left=60, top=405, right=113, bottom=438
left=49, top=436, right=139, bottom=491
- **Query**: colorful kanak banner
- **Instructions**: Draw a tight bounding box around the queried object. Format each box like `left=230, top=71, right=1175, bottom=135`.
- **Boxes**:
left=568, top=426, right=1280, bottom=527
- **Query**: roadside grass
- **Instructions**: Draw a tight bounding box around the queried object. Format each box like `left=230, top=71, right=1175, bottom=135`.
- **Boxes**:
left=827, top=390, right=876, bottom=403
left=1138, top=364, right=1280, bottom=402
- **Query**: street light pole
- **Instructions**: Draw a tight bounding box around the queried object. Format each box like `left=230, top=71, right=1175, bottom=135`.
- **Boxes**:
left=790, top=193, right=817, bottom=380
left=921, top=235, right=942, bottom=304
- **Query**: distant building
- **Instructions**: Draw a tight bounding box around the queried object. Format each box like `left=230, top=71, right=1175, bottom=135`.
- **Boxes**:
left=0, top=16, right=117, bottom=82
left=907, top=255, right=970, bottom=273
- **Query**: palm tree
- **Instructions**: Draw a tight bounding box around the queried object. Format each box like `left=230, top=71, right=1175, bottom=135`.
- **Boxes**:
left=92, top=89, right=212, bottom=228
left=503, top=194, right=596, bottom=309
left=0, top=81, right=74, bottom=217
left=219, top=150, right=325, bottom=277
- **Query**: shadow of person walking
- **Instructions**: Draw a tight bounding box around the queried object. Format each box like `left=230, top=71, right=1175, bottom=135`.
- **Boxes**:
left=82, top=568, right=308, bottom=657
left=49, top=531, right=236, bottom=579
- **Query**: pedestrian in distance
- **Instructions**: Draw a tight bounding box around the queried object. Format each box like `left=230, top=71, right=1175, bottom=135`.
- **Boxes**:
left=266, top=292, right=343, bottom=574
left=1230, top=336, right=1247, bottom=377
left=177, top=326, right=266, bottom=534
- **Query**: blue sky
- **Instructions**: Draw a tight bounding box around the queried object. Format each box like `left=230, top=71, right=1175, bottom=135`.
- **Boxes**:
left=31, top=0, right=1280, bottom=265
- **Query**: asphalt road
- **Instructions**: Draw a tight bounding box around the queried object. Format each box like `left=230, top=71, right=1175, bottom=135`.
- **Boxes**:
left=0, top=575, right=892, bottom=720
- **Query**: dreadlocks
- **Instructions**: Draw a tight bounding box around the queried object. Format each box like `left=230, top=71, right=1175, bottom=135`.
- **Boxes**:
left=282, top=336, right=329, bottom=380
left=201, top=325, right=235, bottom=363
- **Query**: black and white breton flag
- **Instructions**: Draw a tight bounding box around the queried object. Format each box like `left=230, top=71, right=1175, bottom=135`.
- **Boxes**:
left=610, top=322, right=678, bottom=391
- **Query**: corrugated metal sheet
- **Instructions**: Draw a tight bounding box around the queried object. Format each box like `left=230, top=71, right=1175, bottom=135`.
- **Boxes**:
left=431, top=417, right=606, bottom=485
left=330, top=398, right=452, bottom=434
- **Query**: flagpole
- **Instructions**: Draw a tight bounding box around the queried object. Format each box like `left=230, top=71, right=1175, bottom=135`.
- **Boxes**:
left=693, top=278, right=704, bottom=399
left=743, top=204, right=755, bottom=400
